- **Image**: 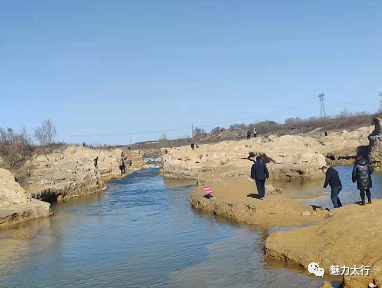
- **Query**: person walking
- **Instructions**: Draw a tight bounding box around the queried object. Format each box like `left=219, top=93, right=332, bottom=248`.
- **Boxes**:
left=352, top=155, right=374, bottom=205
left=251, top=156, right=269, bottom=200
left=247, top=130, right=251, bottom=140
left=322, top=166, right=342, bottom=208
left=253, top=128, right=257, bottom=138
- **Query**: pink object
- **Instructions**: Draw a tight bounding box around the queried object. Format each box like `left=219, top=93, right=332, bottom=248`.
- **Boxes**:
left=203, top=186, right=213, bottom=194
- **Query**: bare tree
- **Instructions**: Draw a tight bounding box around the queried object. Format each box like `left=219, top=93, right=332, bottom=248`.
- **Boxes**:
left=194, top=127, right=205, bottom=135
left=228, top=123, right=247, bottom=130
left=34, top=119, right=57, bottom=146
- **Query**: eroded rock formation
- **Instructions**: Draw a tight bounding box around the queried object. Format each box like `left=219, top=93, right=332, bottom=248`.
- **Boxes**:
left=0, top=168, right=51, bottom=226
left=22, top=146, right=146, bottom=202
left=369, top=117, right=382, bottom=168
left=161, top=127, right=372, bottom=181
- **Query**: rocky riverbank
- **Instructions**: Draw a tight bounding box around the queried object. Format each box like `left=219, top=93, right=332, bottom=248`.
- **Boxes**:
left=164, top=122, right=381, bottom=288
left=161, top=126, right=372, bottom=181
left=0, top=145, right=152, bottom=227
left=265, top=200, right=382, bottom=288
left=0, top=168, right=51, bottom=227
left=22, top=145, right=149, bottom=202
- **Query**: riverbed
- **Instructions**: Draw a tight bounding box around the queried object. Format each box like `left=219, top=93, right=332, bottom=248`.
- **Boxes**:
left=0, top=168, right=347, bottom=288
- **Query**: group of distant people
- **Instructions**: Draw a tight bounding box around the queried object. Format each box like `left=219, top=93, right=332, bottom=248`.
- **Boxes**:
left=247, top=128, right=257, bottom=140
left=251, top=155, right=374, bottom=208
left=191, top=143, right=199, bottom=150
left=93, top=152, right=132, bottom=176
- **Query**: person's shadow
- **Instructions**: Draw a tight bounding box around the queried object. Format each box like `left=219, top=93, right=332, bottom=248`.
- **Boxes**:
left=247, top=193, right=262, bottom=199
left=309, top=205, right=330, bottom=211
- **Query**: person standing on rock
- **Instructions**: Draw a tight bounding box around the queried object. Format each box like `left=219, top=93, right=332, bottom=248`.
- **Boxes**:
left=322, top=166, right=342, bottom=208
left=352, top=155, right=374, bottom=205
left=94, top=156, right=98, bottom=169
left=247, top=130, right=251, bottom=140
left=251, top=156, right=269, bottom=200
left=253, top=128, right=257, bottom=138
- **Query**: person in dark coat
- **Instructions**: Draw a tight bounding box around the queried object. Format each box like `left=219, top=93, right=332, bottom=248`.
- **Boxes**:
left=322, top=166, right=342, bottom=208
left=251, top=156, right=269, bottom=200
left=352, top=155, right=374, bottom=205
left=247, top=130, right=251, bottom=140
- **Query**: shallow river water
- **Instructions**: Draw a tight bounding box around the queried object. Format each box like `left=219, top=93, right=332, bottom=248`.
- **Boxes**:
left=1, top=166, right=375, bottom=288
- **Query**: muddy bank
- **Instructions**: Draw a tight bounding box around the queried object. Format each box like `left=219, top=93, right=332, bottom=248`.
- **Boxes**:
left=190, top=178, right=329, bottom=227
left=265, top=200, right=382, bottom=287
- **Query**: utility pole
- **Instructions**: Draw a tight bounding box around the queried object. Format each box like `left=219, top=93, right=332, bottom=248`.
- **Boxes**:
left=129, top=129, right=131, bottom=146
left=379, top=92, right=382, bottom=112
left=191, top=124, right=194, bottom=143
left=318, top=93, right=326, bottom=118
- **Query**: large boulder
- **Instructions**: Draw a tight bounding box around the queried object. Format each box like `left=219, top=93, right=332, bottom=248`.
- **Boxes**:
left=265, top=200, right=382, bottom=287
left=0, top=168, right=51, bottom=226
left=369, top=117, right=382, bottom=168
left=0, top=168, right=28, bottom=206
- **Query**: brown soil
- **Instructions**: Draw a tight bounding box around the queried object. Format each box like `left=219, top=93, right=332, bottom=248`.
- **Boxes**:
left=190, top=178, right=329, bottom=227
left=265, top=200, right=382, bottom=287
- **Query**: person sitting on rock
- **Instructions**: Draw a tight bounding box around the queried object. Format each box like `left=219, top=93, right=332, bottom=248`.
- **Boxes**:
left=251, top=156, right=269, bottom=200
left=352, top=155, right=373, bottom=205
left=322, top=166, right=342, bottom=208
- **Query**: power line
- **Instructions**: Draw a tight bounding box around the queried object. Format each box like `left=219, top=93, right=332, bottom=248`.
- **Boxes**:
left=70, top=100, right=376, bottom=138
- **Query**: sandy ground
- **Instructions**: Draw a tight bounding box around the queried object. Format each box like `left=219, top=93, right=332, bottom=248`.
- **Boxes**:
left=190, top=177, right=329, bottom=227
left=265, top=199, right=382, bottom=288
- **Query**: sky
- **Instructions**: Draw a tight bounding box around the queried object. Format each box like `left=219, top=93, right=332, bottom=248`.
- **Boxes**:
left=0, top=0, right=381, bottom=145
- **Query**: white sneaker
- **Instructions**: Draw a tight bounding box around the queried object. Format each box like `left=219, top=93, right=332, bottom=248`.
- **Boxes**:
left=260, top=197, right=264, bottom=200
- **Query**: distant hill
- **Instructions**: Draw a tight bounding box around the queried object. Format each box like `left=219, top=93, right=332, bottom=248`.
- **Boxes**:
left=131, top=112, right=378, bottom=151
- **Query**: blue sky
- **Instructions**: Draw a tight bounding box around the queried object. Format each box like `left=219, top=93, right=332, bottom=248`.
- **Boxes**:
left=0, top=0, right=381, bottom=145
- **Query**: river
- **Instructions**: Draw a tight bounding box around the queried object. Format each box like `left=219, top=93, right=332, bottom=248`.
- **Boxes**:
left=2, top=166, right=377, bottom=288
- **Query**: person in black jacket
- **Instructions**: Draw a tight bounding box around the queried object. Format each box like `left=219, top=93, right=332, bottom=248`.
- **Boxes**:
left=322, top=166, right=342, bottom=208
left=352, top=155, right=374, bottom=205
left=251, top=156, right=269, bottom=200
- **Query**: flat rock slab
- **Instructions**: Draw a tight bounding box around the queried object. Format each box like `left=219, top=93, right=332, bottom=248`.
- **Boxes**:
left=0, top=199, right=51, bottom=227
left=265, top=200, right=382, bottom=287
left=190, top=178, right=329, bottom=227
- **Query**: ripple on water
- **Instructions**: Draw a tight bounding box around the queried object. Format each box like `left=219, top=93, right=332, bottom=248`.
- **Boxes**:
left=0, top=168, right=342, bottom=287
